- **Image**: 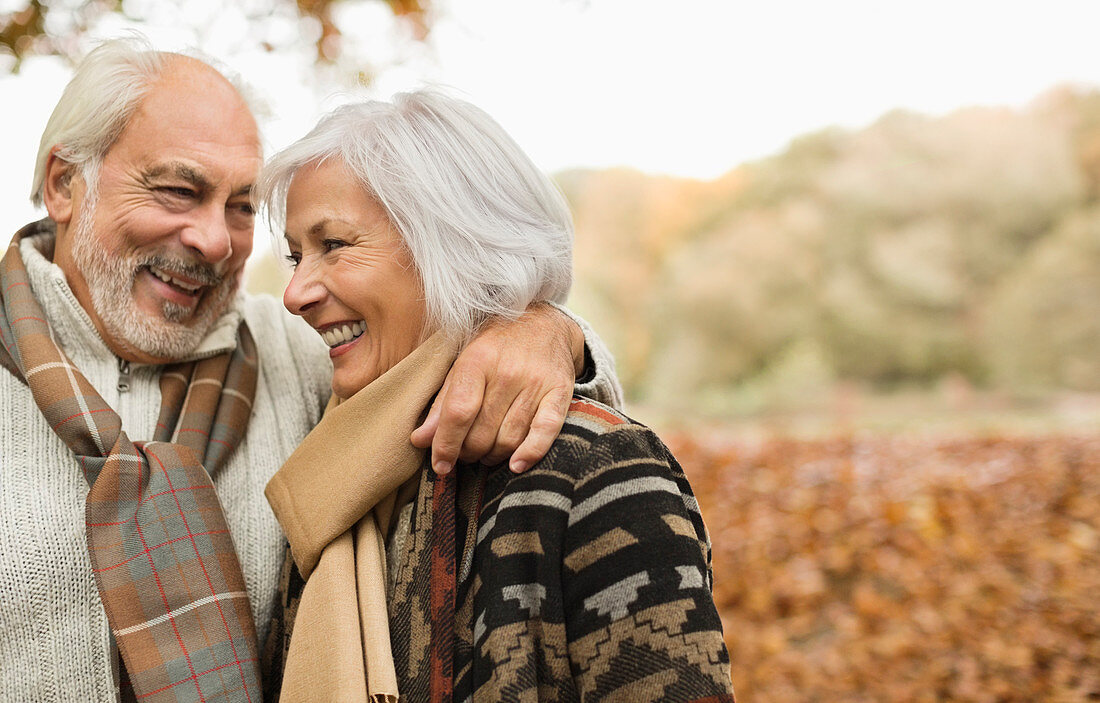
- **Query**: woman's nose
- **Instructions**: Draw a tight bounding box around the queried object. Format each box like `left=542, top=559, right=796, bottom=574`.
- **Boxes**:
left=282, top=259, right=324, bottom=316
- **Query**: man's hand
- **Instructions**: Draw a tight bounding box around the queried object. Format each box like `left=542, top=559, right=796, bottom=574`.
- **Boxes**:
left=411, top=302, right=586, bottom=475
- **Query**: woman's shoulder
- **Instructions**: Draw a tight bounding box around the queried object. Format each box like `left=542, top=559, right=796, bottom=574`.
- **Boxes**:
left=516, top=397, right=680, bottom=485
left=483, top=398, right=706, bottom=550
left=561, top=396, right=634, bottom=437
left=559, top=397, right=670, bottom=453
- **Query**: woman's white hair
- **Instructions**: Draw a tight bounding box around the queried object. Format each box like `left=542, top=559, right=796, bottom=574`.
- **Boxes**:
left=30, top=35, right=258, bottom=206
left=258, top=90, right=574, bottom=340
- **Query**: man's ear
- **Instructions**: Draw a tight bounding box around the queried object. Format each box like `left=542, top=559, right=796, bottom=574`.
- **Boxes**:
left=42, top=147, right=82, bottom=225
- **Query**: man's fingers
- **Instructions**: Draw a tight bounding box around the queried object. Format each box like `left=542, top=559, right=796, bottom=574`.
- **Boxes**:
left=509, top=388, right=571, bottom=474
left=429, top=365, right=486, bottom=474
left=410, top=393, right=442, bottom=449
left=424, top=303, right=580, bottom=473
left=478, top=391, right=540, bottom=467
left=455, top=371, right=522, bottom=464
left=456, top=405, right=504, bottom=464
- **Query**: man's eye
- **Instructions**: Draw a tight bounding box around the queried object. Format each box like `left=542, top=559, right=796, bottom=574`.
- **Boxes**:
left=160, top=187, right=196, bottom=198
left=231, top=202, right=255, bottom=216
left=322, top=239, right=347, bottom=252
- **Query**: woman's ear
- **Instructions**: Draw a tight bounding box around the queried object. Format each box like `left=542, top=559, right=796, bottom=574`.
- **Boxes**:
left=42, top=147, right=82, bottom=225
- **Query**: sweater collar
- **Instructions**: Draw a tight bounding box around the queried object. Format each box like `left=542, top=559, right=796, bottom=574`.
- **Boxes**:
left=19, top=219, right=245, bottom=366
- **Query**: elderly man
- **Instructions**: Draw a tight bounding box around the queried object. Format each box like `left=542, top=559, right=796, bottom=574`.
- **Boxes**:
left=0, top=40, right=620, bottom=702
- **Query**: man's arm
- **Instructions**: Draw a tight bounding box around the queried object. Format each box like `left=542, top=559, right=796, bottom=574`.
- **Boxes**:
left=548, top=301, right=623, bottom=409
left=410, top=302, right=622, bottom=475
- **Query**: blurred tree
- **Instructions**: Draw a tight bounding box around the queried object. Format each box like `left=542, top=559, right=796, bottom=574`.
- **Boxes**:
left=560, top=167, right=718, bottom=393
left=0, top=0, right=430, bottom=72
left=984, top=207, right=1100, bottom=391
left=561, top=87, right=1100, bottom=404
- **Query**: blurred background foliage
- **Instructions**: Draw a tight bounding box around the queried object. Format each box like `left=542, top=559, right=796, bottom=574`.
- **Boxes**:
left=1, top=0, right=429, bottom=73
left=7, top=0, right=1100, bottom=433
left=246, top=86, right=1100, bottom=430
left=556, top=89, right=1100, bottom=425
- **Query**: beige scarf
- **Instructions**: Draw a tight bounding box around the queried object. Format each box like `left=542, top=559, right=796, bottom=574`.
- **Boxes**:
left=265, top=332, right=458, bottom=703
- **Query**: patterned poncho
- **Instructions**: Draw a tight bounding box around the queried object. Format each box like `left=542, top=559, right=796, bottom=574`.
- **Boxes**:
left=265, top=398, right=735, bottom=702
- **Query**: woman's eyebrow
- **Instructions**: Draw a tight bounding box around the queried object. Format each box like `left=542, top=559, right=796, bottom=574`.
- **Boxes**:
left=310, top=218, right=361, bottom=237
left=286, top=218, right=371, bottom=243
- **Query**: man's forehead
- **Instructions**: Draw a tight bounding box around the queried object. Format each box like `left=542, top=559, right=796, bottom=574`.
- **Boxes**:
left=134, top=77, right=260, bottom=143
left=106, top=58, right=263, bottom=185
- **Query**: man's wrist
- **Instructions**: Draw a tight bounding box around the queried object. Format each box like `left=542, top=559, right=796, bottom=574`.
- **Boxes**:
left=527, top=300, right=586, bottom=378
left=569, top=316, right=585, bottom=378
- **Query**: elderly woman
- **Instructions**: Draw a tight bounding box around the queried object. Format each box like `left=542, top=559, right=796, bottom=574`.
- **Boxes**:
left=258, top=91, right=734, bottom=703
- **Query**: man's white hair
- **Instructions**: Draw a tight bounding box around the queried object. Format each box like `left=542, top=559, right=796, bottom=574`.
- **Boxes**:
left=258, top=90, right=574, bottom=340
left=30, top=35, right=259, bottom=206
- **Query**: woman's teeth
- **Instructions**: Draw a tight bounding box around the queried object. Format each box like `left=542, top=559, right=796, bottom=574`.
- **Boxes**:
left=149, top=266, right=202, bottom=293
left=321, top=321, right=366, bottom=348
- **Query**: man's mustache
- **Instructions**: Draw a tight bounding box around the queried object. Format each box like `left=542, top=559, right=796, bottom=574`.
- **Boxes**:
left=141, top=254, right=225, bottom=288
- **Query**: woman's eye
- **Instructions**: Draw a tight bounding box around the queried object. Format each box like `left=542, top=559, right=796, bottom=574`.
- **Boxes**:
left=322, top=239, right=347, bottom=253
left=284, top=253, right=301, bottom=268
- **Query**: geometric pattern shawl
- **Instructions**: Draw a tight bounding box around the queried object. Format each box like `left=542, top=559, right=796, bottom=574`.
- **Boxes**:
left=0, top=230, right=262, bottom=703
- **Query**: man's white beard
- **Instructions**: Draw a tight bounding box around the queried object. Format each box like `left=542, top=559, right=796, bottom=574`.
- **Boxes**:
left=69, top=197, right=239, bottom=360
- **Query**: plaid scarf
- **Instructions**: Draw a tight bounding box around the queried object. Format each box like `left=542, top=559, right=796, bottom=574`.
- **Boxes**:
left=0, top=226, right=262, bottom=703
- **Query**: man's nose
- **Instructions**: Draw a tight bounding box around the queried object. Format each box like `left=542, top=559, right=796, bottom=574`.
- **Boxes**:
left=180, top=208, right=233, bottom=264
left=282, top=258, right=324, bottom=316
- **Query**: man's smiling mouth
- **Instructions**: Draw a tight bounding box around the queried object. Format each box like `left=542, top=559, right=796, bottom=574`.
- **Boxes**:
left=148, top=265, right=203, bottom=293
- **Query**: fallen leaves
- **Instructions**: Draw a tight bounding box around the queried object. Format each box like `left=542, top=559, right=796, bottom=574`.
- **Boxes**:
left=666, top=432, right=1100, bottom=703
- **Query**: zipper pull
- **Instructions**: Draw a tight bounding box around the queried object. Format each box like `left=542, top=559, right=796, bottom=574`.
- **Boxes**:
left=117, top=358, right=131, bottom=393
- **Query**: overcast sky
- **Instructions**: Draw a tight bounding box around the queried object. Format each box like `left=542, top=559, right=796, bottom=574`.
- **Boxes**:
left=4, top=0, right=1100, bottom=239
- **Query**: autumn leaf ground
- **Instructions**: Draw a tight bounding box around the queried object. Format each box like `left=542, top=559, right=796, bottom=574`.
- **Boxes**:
left=664, top=430, right=1100, bottom=703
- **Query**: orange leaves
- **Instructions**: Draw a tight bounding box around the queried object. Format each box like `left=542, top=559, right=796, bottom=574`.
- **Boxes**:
left=667, top=431, right=1100, bottom=702
left=0, top=0, right=432, bottom=71
left=1, top=0, right=47, bottom=69
left=295, top=0, right=431, bottom=63
left=382, top=0, right=429, bottom=39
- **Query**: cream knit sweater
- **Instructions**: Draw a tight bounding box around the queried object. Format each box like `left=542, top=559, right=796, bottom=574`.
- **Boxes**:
left=0, top=231, right=621, bottom=702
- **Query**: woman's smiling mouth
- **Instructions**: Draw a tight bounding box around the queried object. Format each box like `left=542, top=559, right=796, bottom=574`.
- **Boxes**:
left=320, top=321, right=366, bottom=348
